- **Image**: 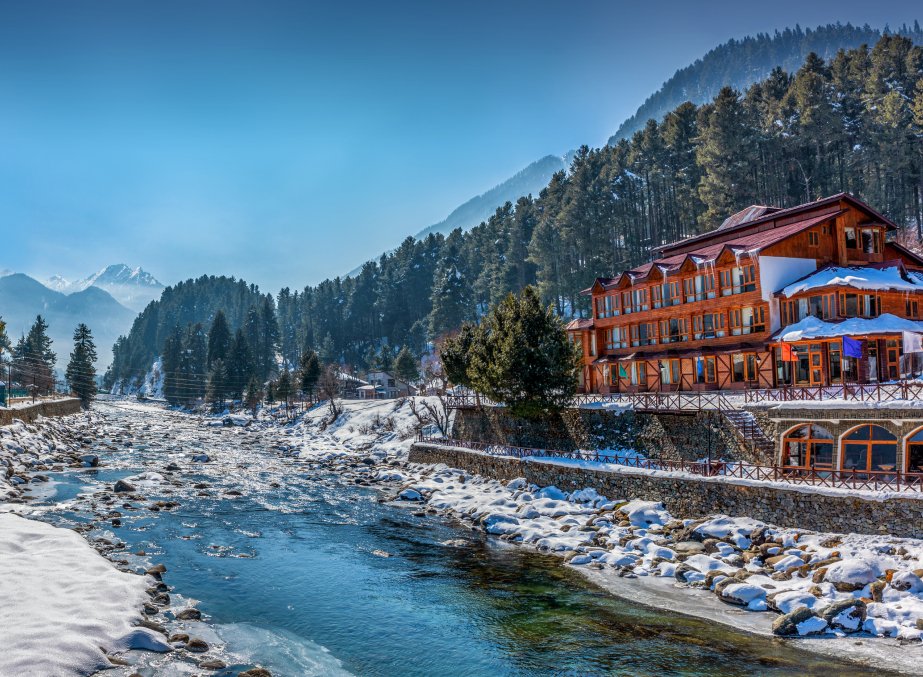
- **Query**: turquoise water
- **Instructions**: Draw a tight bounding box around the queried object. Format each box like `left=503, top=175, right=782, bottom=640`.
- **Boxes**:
left=31, top=405, right=882, bottom=676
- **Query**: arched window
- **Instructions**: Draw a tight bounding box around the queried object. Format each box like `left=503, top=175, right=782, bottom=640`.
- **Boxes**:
left=782, top=424, right=834, bottom=469
left=841, top=424, right=896, bottom=473
left=906, top=428, right=923, bottom=474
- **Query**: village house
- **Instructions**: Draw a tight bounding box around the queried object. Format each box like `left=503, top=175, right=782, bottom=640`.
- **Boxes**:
left=567, top=193, right=923, bottom=395
left=362, top=370, right=414, bottom=399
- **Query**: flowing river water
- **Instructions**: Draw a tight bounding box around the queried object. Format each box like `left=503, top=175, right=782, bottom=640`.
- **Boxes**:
left=24, top=401, right=885, bottom=676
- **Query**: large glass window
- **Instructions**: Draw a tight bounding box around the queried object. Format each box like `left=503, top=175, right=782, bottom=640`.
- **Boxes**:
left=906, top=429, right=923, bottom=473
left=731, top=353, right=759, bottom=383
left=694, top=356, right=716, bottom=384
left=730, top=306, right=766, bottom=335
left=720, top=265, right=757, bottom=296
left=782, top=424, right=834, bottom=469
left=841, top=424, right=897, bottom=473
left=861, top=228, right=880, bottom=254
left=845, top=226, right=858, bottom=249
left=840, top=293, right=879, bottom=318
left=683, top=274, right=716, bottom=303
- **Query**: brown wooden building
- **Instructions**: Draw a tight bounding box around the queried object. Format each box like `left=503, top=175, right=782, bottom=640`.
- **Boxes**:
left=567, top=194, right=923, bottom=393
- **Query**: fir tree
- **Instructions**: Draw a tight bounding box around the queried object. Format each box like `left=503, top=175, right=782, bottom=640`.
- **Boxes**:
left=299, top=349, right=320, bottom=396
left=66, top=324, right=97, bottom=406
left=466, top=287, right=579, bottom=418
left=161, top=327, right=184, bottom=406
left=0, top=317, right=10, bottom=359
left=207, top=310, right=232, bottom=368
left=244, top=375, right=263, bottom=414
left=206, top=358, right=229, bottom=410
left=439, top=324, right=476, bottom=389
left=226, top=329, right=253, bottom=399
left=181, top=323, right=208, bottom=403
left=392, top=346, right=419, bottom=385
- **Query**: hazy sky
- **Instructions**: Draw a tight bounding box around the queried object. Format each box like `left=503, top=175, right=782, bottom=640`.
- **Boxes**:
left=1, top=0, right=919, bottom=293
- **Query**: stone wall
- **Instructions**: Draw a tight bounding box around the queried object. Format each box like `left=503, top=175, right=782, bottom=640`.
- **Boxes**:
left=0, top=398, right=82, bottom=426
left=410, top=442, right=923, bottom=539
left=451, top=406, right=739, bottom=461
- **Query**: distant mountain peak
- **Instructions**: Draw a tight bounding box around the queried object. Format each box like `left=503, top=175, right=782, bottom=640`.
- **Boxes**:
left=42, top=264, right=164, bottom=312
left=83, top=264, right=163, bottom=289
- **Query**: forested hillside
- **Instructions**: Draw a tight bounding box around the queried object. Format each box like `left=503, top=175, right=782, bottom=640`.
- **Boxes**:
left=109, top=35, right=923, bottom=388
left=609, top=22, right=923, bottom=143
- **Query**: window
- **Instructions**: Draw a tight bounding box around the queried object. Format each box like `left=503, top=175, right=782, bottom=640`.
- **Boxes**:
left=693, top=312, right=726, bottom=340
left=906, top=428, right=923, bottom=473
left=631, top=361, right=647, bottom=386
left=841, top=424, right=896, bottom=473
left=571, top=334, right=583, bottom=354
left=622, top=291, right=632, bottom=315
left=608, top=363, right=618, bottom=386
left=907, top=299, right=920, bottom=319
left=839, top=293, right=878, bottom=318
left=860, top=228, right=879, bottom=254
left=720, top=265, right=757, bottom=296
left=589, top=333, right=597, bottom=356
left=658, top=317, right=688, bottom=344
left=808, top=231, right=819, bottom=247
left=632, top=288, right=649, bottom=312
left=845, top=226, right=857, bottom=249
left=604, top=327, right=627, bottom=350
left=630, top=323, right=657, bottom=347
left=661, top=281, right=681, bottom=307
left=694, top=356, right=716, bottom=384
left=731, top=352, right=758, bottom=382
left=730, top=306, right=766, bottom=335
left=828, top=344, right=842, bottom=382
left=660, top=358, right=681, bottom=385
left=683, top=274, right=716, bottom=303
left=782, top=424, right=834, bottom=469
left=651, top=285, right=662, bottom=309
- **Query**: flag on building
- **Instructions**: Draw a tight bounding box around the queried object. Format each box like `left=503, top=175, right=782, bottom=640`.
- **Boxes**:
left=842, top=336, right=863, bottom=358
left=903, top=331, right=923, bottom=354
left=779, top=343, right=797, bottom=362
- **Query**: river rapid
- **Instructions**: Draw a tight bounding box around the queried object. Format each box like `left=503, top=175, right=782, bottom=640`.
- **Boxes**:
left=17, top=400, right=886, bottom=676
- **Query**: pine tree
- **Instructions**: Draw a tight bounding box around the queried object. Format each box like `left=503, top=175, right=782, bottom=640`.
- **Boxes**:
left=392, top=346, right=419, bottom=385
left=161, top=327, right=184, bottom=406
left=207, top=310, right=232, bottom=368
left=244, top=375, right=263, bottom=413
left=181, top=323, right=207, bottom=403
left=206, top=358, right=229, bottom=410
left=428, top=234, right=471, bottom=339
left=439, top=324, right=476, bottom=389
left=276, top=367, right=293, bottom=413
left=299, top=349, right=320, bottom=396
left=226, top=329, right=253, bottom=399
left=466, top=287, right=579, bottom=417
left=66, top=324, right=97, bottom=406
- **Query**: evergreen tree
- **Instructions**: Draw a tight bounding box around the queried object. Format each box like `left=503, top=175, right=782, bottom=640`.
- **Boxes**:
left=276, top=367, right=293, bottom=412
left=428, top=234, right=471, bottom=338
left=244, top=375, right=263, bottom=413
left=392, top=346, right=419, bottom=384
left=226, top=329, right=254, bottom=399
left=161, top=327, right=184, bottom=406
left=299, top=349, right=320, bottom=396
left=207, top=310, right=232, bottom=368
left=466, top=287, right=579, bottom=417
left=439, top=324, right=476, bottom=389
left=206, top=358, right=229, bottom=410
left=66, top=324, right=97, bottom=406
left=0, top=317, right=10, bottom=359
left=181, top=323, right=208, bottom=403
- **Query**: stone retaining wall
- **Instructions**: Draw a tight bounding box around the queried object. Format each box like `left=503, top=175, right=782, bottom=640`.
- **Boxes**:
left=452, top=406, right=739, bottom=461
left=410, top=442, right=923, bottom=538
left=0, top=398, right=83, bottom=426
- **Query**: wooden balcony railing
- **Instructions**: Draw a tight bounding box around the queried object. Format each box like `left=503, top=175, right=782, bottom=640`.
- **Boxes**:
left=744, top=382, right=923, bottom=404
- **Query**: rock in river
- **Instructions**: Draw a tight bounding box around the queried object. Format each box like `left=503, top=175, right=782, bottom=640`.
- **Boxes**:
left=114, top=480, right=136, bottom=493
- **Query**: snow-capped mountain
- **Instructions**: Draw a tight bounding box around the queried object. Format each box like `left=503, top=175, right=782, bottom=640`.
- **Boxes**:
left=45, top=264, right=164, bottom=312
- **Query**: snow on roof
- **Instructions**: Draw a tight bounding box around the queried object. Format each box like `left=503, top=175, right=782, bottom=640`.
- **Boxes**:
left=778, top=265, right=923, bottom=298
left=775, top=313, right=923, bottom=342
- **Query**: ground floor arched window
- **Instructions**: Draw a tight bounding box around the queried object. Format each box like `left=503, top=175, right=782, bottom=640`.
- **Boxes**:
left=905, top=429, right=923, bottom=474
left=841, top=424, right=897, bottom=473
left=782, top=424, right=834, bottom=469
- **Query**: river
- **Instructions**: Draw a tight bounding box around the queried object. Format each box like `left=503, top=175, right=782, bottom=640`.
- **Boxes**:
left=26, top=401, right=882, bottom=675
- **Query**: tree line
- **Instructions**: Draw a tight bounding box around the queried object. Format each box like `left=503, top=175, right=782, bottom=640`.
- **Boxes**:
left=108, top=35, right=923, bottom=385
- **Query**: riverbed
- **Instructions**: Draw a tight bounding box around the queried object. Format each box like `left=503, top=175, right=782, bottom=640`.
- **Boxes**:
left=11, top=401, right=891, bottom=675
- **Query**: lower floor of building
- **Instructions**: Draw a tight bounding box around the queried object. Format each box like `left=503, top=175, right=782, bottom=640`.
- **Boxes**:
left=579, top=334, right=923, bottom=394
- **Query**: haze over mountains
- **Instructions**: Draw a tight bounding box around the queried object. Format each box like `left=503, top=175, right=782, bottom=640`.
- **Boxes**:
left=0, top=265, right=163, bottom=369
left=44, top=264, right=164, bottom=312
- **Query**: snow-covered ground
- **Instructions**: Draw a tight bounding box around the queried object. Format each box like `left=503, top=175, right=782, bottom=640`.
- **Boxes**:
left=0, top=513, right=164, bottom=675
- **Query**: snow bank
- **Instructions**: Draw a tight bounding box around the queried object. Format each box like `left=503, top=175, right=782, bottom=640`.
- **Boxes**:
left=0, top=513, right=156, bottom=676
left=777, top=313, right=923, bottom=342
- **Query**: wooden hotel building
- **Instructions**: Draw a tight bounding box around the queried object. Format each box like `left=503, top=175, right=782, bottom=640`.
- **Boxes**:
left=567, top=194, right=923, bottom=394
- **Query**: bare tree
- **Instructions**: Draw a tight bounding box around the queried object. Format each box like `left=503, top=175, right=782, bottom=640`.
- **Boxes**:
left=319, top=365, right=342, bottom=421
left=407, top=368, right=452, bottom=437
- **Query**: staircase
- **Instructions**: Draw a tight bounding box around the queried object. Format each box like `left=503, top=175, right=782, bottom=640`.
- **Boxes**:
left=721, top=409, right=775, bottom=460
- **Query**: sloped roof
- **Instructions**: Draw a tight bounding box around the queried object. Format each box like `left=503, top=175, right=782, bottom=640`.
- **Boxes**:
left=717, top=205, right=779, bottom=231
left=566, top=318, right=594, bottom=331
left=774, top=313, right=923, bottom=342
left=776, top=263, right=923, bottom=298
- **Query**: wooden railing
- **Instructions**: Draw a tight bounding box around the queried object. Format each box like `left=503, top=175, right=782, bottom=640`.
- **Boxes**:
left=744, top=382, right=923, bottom=404
left=416, top=434, right=923, bottom=493
left=443, top=391, right=735, bottom=413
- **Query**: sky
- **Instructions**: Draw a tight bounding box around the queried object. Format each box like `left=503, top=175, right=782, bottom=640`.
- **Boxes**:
left=0, top=0, right=920, bottom=294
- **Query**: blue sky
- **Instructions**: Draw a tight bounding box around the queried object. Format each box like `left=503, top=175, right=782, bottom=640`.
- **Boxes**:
left=0, top=0, right=919, bottom=293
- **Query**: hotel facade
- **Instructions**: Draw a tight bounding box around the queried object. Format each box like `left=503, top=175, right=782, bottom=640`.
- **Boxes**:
left=567, top=194, right=923, bottom=394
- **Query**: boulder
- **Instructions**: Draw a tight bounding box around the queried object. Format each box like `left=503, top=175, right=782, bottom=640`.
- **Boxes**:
left=824, top=559, right=879, bottom=592
left=820, top=598, right=866, bottom=632
left=186, top=637, right=209, bottom=653
left=772, top=607, right=818, bottom=636
left=114, top=480, right=136, bottom=493
left=175, top=608, right=202, bottom=621
left=889, top=571, right=923, bottom=593
left=673, top=541, right=706, bottom=556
